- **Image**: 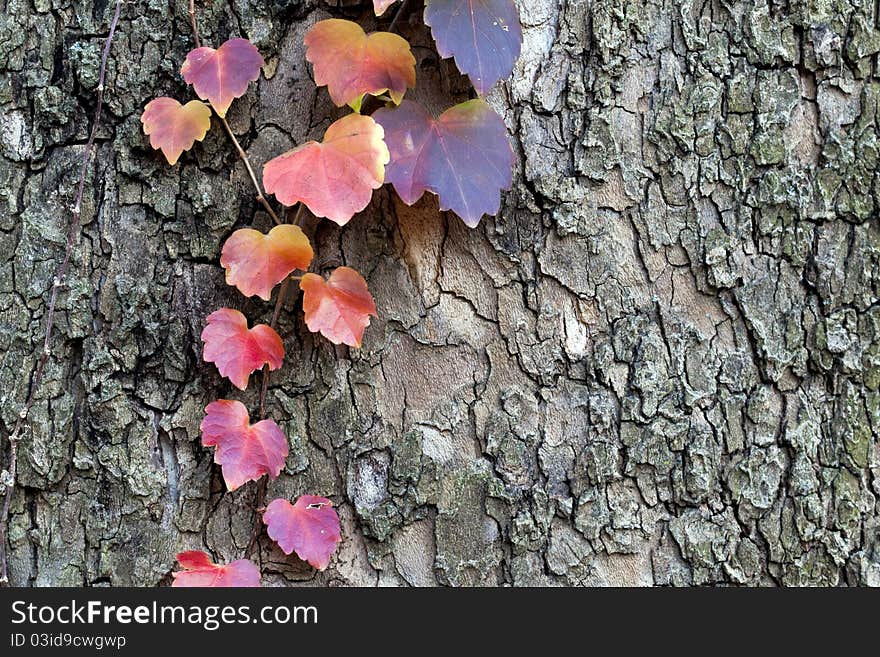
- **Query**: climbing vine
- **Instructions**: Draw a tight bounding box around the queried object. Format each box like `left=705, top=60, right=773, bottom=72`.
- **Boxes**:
left=158, top=0, right=521, bottom=586
left=1, top=0, right=523, bottom=587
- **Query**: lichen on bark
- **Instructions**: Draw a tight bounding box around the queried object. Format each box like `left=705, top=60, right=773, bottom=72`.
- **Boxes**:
left=0, top=0, right=878, bottom=586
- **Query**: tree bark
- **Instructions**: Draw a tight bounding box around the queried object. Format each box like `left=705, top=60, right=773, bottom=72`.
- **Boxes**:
left=1, top=0, right=878, bottom=586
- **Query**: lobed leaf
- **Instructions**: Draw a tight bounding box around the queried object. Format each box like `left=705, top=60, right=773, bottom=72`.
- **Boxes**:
left=305, top=19, right=415, bottom=110
left=263, top=114, right=389, bottom=225
left=373, top=99, right=514, bottom=226
left=424, top=0, right=522, bottom=95
left=201, top=308, right=284, bottom=390
left=201, top=400, right=289, bottom=491
left=300, top=267, right=377, bottom=348
left=172, top=551, right=261, bottom=587
left=181, top=38, right=264, bottom=117
left=374, top=0, right=399, bottom=15
left=220, top=224, right=313, bottom=301
left=262, top=496, right=341, bottom=571
left=140, top=98, right=211, bottom=165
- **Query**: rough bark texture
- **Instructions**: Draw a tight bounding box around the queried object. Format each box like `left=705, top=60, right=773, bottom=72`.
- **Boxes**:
left=1, top=0, right=879, bottom=587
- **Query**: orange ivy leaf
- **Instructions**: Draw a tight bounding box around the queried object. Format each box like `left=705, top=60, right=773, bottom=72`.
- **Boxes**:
left=220, top=225, right=313, bottom=301
left=263, top=496, right=341, bottom=571
left=305, top=19, right=415, bottom=110
left=201, top=400, right=289, bottom=491
left=181, top=38, right=264, bottom=118
left=140, top=98, right=211, bottom=165
left=263, top=114, right=389, bottom=225
left=374, top=0, right=399, bottom=15
left=172, top=550, right=260, bottom=587
left=300, top=267, right=377, bottom=347
left=201, top=308, right=284, bottom=390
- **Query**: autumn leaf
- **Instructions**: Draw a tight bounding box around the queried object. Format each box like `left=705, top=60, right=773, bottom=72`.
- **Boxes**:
left=201, top=308, right=284, bottom=390
left=262, top=497, right=341, bottom=571
left=305, top=19, right=415, bottom=110
left=300, top=267, right=377, bottom=347
left=373, top=99, right=514, bottom=226
left=140, top=98, right=211, bottom=165
left=374, top=0, right=399, bottom=15
left=424, top=0, right=522, bottom=95
left=201, top=400, right=289, bottom=491
left=220, top=224, right=313, bottom=301
left=263, top=114, right=389, bottom=225
left=181, top=38, right=264, bottom=117
left=172, top=550, right=261, bottom=587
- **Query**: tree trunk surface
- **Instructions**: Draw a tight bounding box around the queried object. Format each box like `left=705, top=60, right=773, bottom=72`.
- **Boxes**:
left=1, top=0, right=879, bottom=586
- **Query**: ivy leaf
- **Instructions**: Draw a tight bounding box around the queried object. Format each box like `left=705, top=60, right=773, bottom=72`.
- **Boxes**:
left=424, top=0, right=522, bottom=95
left=262, top=497, right=341, bottom=571
left=374, top=0, right=399, bottom=15
left=305, top=19, right=415, bottom=111
left=181, top=38, right=264, bottom=117
left=373, top=99, right=513, bottom=226
left=140, top=98, right=211, bottom=165
left=172, top=551, right=261, bottom=587
left=300, top=267, right=377, bottom=347
left=220, top=225, right=313, bottom=301
left=201, top=308, right=284, bottom=390
left=263, top=114, right=389, bottom=225
left=201, top=400, right=289, bottom=491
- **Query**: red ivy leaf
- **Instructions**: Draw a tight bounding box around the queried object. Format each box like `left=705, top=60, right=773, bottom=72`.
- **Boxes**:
left=172, top=551, right=261, bottom=587
left=201, top=308, right=284, bottom=390
left=305, top=19, right=415, bottom=109
left=220, top=225, right=313, bottom=301
left=373, top=99, right=514, bottom=226
left=374, top=0, right=399, bottom=15
left=300, top=267, right=377, bottom=347
left=201, top=400, right=289, bottom=491
left=140, top=98, right=211, bottom=165
left=263, top=114, right=389, bottom=225
left=424, top=0, right=522, bottom=95
left=181, top=38, right=264, bottom=117
left=262, top=496, right=341, bottom=571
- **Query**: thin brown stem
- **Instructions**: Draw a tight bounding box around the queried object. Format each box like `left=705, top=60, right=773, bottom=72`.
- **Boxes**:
left=186, top=2, right=281, bottom=226
left=291, top=203, right=305, bottom=227
left=188, top=0, right=201, bottom=48
left=248, top=236, right=294, bottom=559
left=218, top=117, right=282, bottom=225
left=389, top=0, right=411, bottom=34
left=258, top=279, right=290, bottom=419
left=0, top=0, right=123, bottom=587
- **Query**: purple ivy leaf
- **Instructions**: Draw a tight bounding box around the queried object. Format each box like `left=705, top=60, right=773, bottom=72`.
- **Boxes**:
left=374, top=99, right=514, bottom=227
left=424, top=0, right=522, bottom=95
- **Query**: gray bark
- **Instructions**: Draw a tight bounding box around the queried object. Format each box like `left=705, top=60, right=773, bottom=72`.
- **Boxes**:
left=1, top=0, right=879, bottom=586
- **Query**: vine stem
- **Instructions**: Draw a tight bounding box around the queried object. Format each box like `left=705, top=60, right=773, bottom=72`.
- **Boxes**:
left=258, top=204, right=305, bottom=419
left=187, top=1, right=281, bottom=225
left=188, top=0, right=201, bottom=48
left=248, top=204, right=305, bottom=558
left=0, top=0, right=124, bottom=587
left=218, top=117, right=282, bottom=225
left=389, top=0, right=411, bottom=34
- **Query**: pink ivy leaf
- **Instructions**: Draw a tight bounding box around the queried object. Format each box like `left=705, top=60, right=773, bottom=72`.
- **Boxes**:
left=262, top=113, right=389, bottom=225
left=299, top=267, right=377, bottom=348
left=201, top=400, right=289, bottom=491
left=181, top=38, right=265, bottom=117
left=220, top=224, right=314, bottom=302
left=171, top=550, right=261, bottom=587
left=304, top=19, right=415, bottom=109
left=140, top=98, right=211, bottom=165
left=202, top=308, right=284, bottom=390
left=262, top=496, right=341, bottom=570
